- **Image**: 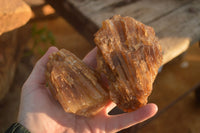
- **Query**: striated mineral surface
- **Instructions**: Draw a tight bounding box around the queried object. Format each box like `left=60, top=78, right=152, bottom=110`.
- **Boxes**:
left=94, top=15, right=162, bottom=112
left=46, top=15, right=162, bottom=116
left=46, top=49, right=109, bottom=116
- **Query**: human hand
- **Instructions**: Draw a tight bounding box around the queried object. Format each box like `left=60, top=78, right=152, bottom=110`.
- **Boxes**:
left=18, top=46, right=158, bottom=133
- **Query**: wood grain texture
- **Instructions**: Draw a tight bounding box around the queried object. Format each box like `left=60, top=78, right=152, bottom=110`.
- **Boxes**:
left=150, top=0, right=200, bottom=64
left=69, top=0, right=191, bottom=26
left=47, top=0, right=200, bottom=64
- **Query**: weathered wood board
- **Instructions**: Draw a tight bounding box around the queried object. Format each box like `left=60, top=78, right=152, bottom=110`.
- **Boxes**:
left=47, top=0, right=200, bottom=65
left=149, top=0, right=200, bottom=64
left=69, top=0, right=191, bottom=26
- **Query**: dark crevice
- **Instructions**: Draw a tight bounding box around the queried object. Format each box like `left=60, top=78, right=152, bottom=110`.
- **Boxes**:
left=110, top=0, right=139, bottom=8
left=101, top=0, right=139, bottom=11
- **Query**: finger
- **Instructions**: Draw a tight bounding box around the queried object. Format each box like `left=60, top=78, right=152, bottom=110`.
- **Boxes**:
left=105, top=103, right=158, bottom=132
left=103, top=101, right=116, bottom=114
left=83, top=47, right=98, bottom=68
left=26, top=46, right=58, bottom=85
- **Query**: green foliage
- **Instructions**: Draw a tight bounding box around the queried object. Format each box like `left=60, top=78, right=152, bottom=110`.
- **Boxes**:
left=30, top=24, right=56, bottom=55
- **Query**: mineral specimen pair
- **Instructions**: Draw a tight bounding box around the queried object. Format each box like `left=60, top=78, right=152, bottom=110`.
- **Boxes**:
left=46, top=15, right=162, bottom=117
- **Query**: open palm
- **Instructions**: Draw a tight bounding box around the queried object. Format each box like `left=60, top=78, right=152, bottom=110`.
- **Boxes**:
left=18, top=47, right=157, bottom=133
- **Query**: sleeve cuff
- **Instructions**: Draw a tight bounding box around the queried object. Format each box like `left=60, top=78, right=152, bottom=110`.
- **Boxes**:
left=5, top=122, right=30, bottom=133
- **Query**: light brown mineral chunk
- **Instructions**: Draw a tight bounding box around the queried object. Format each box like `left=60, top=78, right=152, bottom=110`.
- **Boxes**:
left=94, top=15, right=162, bottom=112
left=46, top=49, right=109, bottom=116
left=46, top=15, right=162, bottom=116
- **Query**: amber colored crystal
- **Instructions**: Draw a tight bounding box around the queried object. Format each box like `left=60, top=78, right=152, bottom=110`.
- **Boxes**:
left=46, top=49, right=109, bottom=116
left=46, top=15, right=163, bottom=116
left=94, top=15, right=162, bottom=112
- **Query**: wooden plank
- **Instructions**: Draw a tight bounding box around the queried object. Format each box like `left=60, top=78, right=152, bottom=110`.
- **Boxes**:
left=71, top=0, right=122, bottom=11
left=47, top=0, right=191, bottom=45
left=68, top=0, right=191, bottom=26
left=149, top=0, right=200, bottom=64
left=47, top=0, right=200, bottom=65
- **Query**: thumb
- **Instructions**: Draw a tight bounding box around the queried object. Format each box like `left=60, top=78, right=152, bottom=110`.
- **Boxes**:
left=25, top=46, right=58, bottom=86
left=105, top=103, right=158, bottom=132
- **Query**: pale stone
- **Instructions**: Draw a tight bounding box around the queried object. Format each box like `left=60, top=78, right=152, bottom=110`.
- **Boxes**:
left=0, top=0, right=31, bottom=35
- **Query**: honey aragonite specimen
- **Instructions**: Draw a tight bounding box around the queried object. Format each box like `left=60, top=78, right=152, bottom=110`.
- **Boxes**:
left=46, top=15, right=162, bottom=116
left=94, top=15, right=162, bottom=112
left=46, top=49, right=109, bottom=117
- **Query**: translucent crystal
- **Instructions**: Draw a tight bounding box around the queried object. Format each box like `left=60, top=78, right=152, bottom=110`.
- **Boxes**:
left=46, top=15, right=163, bottom=116
left=46, top=49, right=109, bottom=116
left=94, top=15, right=162, bottom=112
